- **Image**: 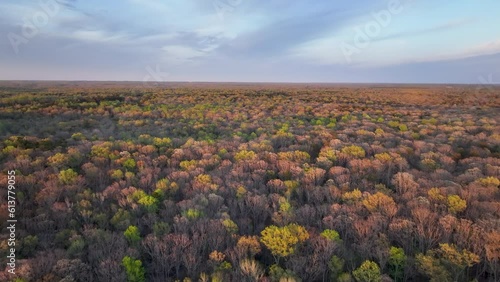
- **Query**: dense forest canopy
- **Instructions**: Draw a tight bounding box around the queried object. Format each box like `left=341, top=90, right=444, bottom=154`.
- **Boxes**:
left=0, top=82, right=499, bottom=282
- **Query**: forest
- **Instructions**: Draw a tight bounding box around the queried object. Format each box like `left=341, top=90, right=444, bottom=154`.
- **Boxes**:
left=0, top=81, right=499, bottom=282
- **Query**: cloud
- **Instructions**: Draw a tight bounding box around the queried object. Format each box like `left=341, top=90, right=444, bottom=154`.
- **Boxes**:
left=161, top=45, right=206, bottom=64
left=286, top=17, right=499, bottom=69
left=414, top=40, right=500, bottom=63
left=373, top=18, right=474, bottom=42
left=1, top=0, right=500, bottom=83
left=210, top=1, right=390, bottom=59
left=65, top=29, right=129, bottom=43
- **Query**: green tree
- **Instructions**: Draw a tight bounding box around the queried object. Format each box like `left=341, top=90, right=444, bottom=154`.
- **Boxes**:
left=110, top=169, right=124, bottom=180
left=71, top=132, right=85, bottom=140
left=269, top=264, right=298, bottom=282
left=123, top=158, right=136, bottom=171
left=68, top=236, right=85, bottom=258
left=320, top=229, right=341, bottom=242
left=388, top=246, right=406, bottom=282
left=329, top=255, right=345, bottom=280
left=153, top=137, right=172, bottom=148
left=111, top=209, right=131, bottom=230
left=352, top=260, right=381, bottom=282
left=137, top=195, right=159, bottom=213
left=124, top=225, right=141, bottom=245
left=20, top=235, right=38, bottom=257
left=183, top=208, right=203, bottom=220
left=59, top=168, right=78, bottom=185
left=122, top=256, right=145, bottom=282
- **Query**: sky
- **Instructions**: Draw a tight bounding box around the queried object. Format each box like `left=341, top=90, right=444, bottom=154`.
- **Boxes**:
left=0, top=0, right=500, bottom=83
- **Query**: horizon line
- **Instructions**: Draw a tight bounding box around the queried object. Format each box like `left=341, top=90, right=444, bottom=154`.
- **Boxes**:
left=0, top=80, right=498, bottom=86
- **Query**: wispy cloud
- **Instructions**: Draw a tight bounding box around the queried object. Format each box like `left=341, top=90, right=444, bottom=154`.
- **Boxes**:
left=214, top=2, right=381, bottom=59
left=373, top=18, right=474, bottom=42
left=1, top=0, right=500, bottom=82
left=414, top=39, right=500, bottom=63
left=67, top=29, right=129, bottom=43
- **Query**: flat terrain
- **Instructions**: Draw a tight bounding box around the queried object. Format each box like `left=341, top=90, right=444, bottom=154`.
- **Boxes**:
left=0, top=82, right=499, bottom=281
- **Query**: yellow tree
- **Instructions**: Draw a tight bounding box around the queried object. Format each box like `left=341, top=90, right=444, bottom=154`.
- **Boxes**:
left=447, top=195, right=466, bottom=215
left=342, top=189, right=362, bottom=204
left=362, top=192, right=398, bottom=217
left=352, top=260, right=381, bottom=282
left=439, top=243, right=479, bottom=279
left=341, top=145, right=366, bottom=158
left=260, top=224, right=309, bottom=263
left=416, top=243, right=479, bottom=282
left=236, top=236, right=261, bottom=259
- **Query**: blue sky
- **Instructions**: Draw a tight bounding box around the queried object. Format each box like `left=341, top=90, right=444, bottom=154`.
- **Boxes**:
left=1, top=0, right=499, bottom=83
